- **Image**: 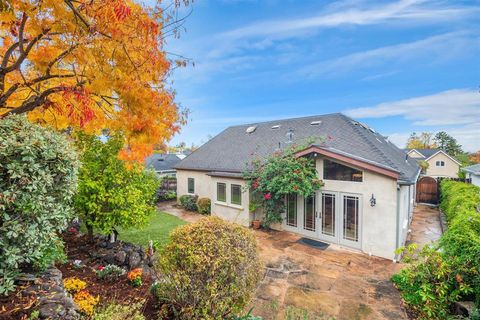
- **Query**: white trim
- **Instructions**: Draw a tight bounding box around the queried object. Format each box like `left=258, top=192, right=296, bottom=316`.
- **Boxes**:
left=425, top=150, right=461, bottom=165
left=214, top=201, right=244, bottom=210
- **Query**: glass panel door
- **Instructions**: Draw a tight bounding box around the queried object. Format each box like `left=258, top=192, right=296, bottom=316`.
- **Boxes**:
left=339, top=194, right=361, bottom=249
left=318, top=192, right=338, bottom=242
left=286, top=194, right=297, bottom=228
left=303, top=195, right=316, bottom=232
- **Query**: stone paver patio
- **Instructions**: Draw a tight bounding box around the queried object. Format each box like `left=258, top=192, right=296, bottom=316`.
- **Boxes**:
left=406, top=204, right=442, bottom=248
left=249, top=230, right=406, bottom=320
left=158, top=202, right=443, bottom=319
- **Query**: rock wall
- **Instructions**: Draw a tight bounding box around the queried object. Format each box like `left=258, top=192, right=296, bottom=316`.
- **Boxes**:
left=23, top=267, right=79, bottom=320
left=93, top=235, right=155, bottom=275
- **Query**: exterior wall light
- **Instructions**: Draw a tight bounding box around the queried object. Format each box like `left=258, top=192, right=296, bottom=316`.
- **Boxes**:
left=370, top=194, right=376, bottom=207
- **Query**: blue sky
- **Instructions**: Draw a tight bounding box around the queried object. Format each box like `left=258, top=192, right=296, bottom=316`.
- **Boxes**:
left=157, top=0, right=480, bottom=151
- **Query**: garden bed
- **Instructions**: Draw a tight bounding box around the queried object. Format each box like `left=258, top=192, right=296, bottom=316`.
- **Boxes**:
left=1, top=232, right=162, bottom=320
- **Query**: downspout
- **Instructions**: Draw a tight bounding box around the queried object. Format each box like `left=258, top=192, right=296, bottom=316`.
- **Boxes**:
left=394, top=184, right=401, bottom=263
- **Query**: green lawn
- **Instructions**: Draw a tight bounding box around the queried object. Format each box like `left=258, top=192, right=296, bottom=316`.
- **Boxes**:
left=117, top=211, right=186, bottom=248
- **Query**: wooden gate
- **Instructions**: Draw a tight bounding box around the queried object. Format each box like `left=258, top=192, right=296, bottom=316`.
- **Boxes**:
left=416, top=176, right=439, bottom=204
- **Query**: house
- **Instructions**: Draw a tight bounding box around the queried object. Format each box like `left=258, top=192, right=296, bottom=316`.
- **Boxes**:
left=405, top=148, right=460, bottom=178
left=462, top=164, right=480, bottom=186
left=175, top=113, right=421, bottom=260
left=145, top=153, right=185, bottom=177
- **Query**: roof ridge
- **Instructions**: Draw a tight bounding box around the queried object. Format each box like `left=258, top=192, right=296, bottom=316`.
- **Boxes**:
left=228, top=112, right=344, bottom=128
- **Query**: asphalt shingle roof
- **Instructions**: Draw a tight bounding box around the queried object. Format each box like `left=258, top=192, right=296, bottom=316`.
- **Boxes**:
left=405, top=148, right=440, bottom=158
left=145, top=154, right=182, bottom=172
left=175, top=113, right=420, bottom=183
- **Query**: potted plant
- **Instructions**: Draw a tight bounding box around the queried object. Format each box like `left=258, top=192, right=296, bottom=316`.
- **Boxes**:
left=249, top=201, right=261, bottom=229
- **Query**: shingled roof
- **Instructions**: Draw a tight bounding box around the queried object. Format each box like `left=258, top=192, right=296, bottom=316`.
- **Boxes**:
left=146, top=154, right=183, bottom=172
left=405, top=148, right=440, bottom=158
left=175, top=113, right=420, bottom=183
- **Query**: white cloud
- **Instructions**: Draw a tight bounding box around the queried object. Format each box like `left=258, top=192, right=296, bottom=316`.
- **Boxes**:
left=299, top=31, right=479, bottom=78
left=344, top=88, right=480, bottom=151
left=221, top=0, right=477, bottom=40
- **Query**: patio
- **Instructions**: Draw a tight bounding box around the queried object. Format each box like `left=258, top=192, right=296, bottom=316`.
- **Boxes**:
left=249, top=230, right=407, bottom=320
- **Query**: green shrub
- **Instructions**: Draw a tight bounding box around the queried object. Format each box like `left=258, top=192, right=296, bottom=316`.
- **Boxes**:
left=393, top=180, right=480, bottom=318
left=178, top=194, right=198, bottom=211
left=74, top=133, right=159, bottom=242
left=0, top=115, right=79, bottom=295
left=392, top=244, right=473, bottom=319
left=154, top=217, right=262, bottom=319
left=33, top=238, right=67, bottom=272
left=197, top=197, right=211, bottom=215
left=93, top=301, right=145, bottom=320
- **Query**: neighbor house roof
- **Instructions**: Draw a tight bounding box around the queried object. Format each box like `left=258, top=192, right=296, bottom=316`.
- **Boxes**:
left=463, top=164, right=480, bottom=175
left=145, top=154, right=182, bottom=172
left=405, top=148, right=461, bottom=165
left=405, top=148, right=439, bottom=158
left=175, top=113, right=420, bottom=183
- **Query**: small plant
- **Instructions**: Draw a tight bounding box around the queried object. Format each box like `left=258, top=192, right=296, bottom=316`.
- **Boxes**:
left=63, top=277, right=87, bottom=293
left=73, top=290, right=100, bottom=316
left=197, top=197, right=211, bottom=215
left=95, top=264, right=126, bottom=280
left=127, top=268, right=143, bottom=287
left=29, top=310, right=40, bottom=320
left=93, top=301, right=145, bottom=320
left=230, top=308, right=263, bottom=320
left=179, top=194, right=198, bottom=211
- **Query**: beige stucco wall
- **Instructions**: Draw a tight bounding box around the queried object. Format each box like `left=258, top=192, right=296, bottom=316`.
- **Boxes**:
left=210, top=177, right=250, bottom=227
left=176, top=169, right=251, bottom=227
left=176, top=169, right=212, bottom=198
left=426, top=152, right=459, bottom=178
left=315, top=156, right=400, bottom=259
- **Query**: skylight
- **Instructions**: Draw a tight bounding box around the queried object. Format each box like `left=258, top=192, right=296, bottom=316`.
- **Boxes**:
left=271, top=125, right=280, bottom=129
left=310, top=120, right=321, bottom=125
left=246, top=126, right=257, bottom=134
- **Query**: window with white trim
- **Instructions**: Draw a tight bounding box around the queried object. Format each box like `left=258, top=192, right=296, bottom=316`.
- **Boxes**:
left=435, top=160, right=445, bottom=167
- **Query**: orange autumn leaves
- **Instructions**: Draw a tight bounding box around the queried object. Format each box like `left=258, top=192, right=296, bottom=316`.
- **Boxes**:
left=0, top=0, right=187, bottom=162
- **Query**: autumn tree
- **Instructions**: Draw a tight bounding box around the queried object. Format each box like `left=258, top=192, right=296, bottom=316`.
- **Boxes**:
left=406, top=132, right=436, bottom=149
left=470, top=151, right=480, bottom=164
left=0, top=0, right=191, bottom=161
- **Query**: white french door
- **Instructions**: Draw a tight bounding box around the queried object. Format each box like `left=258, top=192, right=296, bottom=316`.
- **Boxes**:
left=285, top=192, right=362, bottom=250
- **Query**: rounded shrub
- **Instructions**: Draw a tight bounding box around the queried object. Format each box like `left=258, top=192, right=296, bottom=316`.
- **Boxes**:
left=0, top=115, right=79, bottom=295
left=154, top=216, right=261, bottom=319
left=178, top=194, right=198, bottom=211
left=197, top=197, right=211, bottom=215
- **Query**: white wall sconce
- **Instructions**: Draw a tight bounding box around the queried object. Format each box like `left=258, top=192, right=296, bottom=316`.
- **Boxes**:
left=370, top=194, right=376, bottom=207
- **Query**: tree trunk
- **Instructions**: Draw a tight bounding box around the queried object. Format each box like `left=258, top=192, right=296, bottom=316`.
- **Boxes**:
left=87, top=225, right=94, bottom=244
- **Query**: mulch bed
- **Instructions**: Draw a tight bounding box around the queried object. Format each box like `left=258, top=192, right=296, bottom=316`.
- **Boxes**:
left=1, top=233, right=163, bottom=320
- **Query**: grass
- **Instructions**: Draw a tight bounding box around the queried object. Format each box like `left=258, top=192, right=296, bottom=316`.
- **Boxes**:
left=116, top=211, right=186, bottom=248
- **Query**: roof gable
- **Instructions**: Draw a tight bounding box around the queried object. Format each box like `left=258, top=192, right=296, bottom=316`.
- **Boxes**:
left=175, top=113, right=420, bottom=182
left=425, top=150, right=461, bottom=165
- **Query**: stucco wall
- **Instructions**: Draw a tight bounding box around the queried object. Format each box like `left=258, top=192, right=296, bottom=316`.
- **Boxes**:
left=426, top=153, right=459, bottom=178
left=210, top=176, right=250, bottom=227
left=176, top=170, right=251, bottom=227
left=176, top=169, right=212, bottom=198
left=315, top=156, right=399, bottom=259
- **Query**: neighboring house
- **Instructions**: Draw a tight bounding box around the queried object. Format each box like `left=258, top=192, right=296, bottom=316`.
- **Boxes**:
left=175, top=113, right=420, bottom=260
left=462, top=164, right=480, bottom=186
left=145, top=153, right=185, bottom=177
left=405, top=148, right=460, bottom=178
